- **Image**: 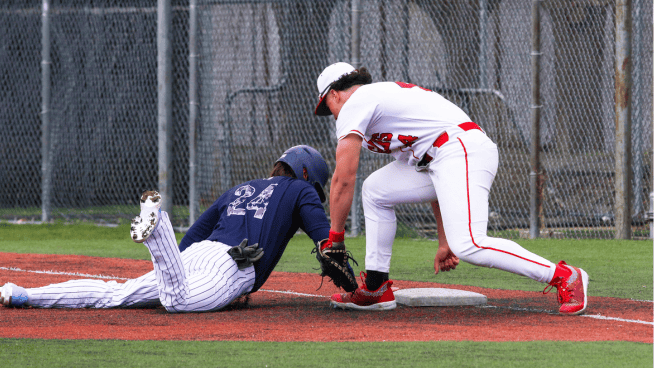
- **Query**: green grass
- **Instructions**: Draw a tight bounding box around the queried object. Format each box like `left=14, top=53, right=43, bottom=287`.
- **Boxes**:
left=0, top=222, right=652, bottom=367
left=0, top=340, right=651, bottom=368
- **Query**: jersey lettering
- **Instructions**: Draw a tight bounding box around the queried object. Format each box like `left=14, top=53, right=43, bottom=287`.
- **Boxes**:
left=395, top=81, right=432, bottom=92
left=227, top=185, right=256, bottom=216
left=228, top=183, right=278, bottom=219
left=246, top=184, right=278, bottom=219
left=398, top=135, right=418, bottom=147
left=367, top=133, right=392, bottom=153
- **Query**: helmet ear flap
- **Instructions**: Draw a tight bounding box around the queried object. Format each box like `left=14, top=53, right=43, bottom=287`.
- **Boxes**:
left=314, top=183, right=326, bottom=202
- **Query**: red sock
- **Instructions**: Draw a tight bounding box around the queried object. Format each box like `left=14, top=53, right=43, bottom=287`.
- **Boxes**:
left=552, top=262, right=572, bottom=281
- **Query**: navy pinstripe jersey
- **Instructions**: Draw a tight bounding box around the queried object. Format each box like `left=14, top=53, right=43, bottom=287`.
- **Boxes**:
left=178, top=176, right=330, bottom=292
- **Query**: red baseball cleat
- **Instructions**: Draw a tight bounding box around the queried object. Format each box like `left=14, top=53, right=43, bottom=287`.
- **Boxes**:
left=330, top=273, right=396, bottom=311
left=544, top=261, right=589, bottom=315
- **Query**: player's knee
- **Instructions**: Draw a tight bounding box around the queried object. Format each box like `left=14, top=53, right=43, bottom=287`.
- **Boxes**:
left=447, top=233, right=487, bottom=260
left=362, top=178, right=390, bottom=208
left=160, top=295, right=191, bottom=313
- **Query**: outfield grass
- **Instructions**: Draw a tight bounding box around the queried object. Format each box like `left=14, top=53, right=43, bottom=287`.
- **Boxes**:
left=0, top=222, right=652, bottom=367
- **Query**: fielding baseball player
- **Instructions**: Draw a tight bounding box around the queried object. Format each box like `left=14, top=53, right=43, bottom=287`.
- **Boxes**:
left=1, top=146, right=357, bottom=312
left=315, top=62, right=589, bottom=314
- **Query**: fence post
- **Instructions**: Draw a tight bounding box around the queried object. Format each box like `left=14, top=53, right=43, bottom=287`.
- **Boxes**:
left=189, top=0, right=199, bottom=226
left=650, top=0, right=654, bottom=240
left=349, top=0, right=362, bottom=237
left=479, top=0, right=488, bottom=89
left=41, top=0, right=52, bottom=223
left=529, top=0, right=543, bottom=239
left=615, top=0, right=633, bottom=239
left=158, top=0, right=173, bottom=216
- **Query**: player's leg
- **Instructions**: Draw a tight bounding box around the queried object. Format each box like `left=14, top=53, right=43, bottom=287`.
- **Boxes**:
left=431, top=130, right=588, bottom=314
left=331, top=161, right=435, bottom=311
left=361, top=160, right=437, bottom=274
left=431, top=130, right=555, bottom=282
left=20, top=271, right=161, bottom=309
left=2, top=191, right=166, bottom=309
left=142, top=210, right=254, bottom=312
left=170, top=241, right=255, bottom=312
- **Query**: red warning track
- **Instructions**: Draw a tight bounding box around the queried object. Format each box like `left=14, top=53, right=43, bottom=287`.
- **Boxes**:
left=0, top=252, right=651, bottom=342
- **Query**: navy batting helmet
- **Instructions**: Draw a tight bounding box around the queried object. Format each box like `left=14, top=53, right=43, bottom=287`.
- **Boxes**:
left=276, top=145, right=330, bottom=202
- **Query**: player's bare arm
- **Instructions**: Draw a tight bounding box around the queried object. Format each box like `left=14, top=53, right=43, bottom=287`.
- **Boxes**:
left=329, top=134, right=363, bottom=232
left=431, top=201, right=459, bottom=275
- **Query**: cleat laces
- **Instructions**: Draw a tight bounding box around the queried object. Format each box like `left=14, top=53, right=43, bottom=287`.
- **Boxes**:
left=543, top=277, right=571, bottom=304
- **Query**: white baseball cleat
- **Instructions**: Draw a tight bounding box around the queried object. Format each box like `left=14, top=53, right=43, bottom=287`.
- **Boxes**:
left=130, top=190, right=162, bottom=243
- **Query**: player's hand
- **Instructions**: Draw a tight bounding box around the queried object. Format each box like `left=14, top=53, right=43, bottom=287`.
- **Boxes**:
left=434, top=246, right=459, bottom=275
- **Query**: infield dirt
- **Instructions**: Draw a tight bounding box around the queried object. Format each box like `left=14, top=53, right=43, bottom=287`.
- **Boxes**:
left=0, top=252, right=651, bottom=342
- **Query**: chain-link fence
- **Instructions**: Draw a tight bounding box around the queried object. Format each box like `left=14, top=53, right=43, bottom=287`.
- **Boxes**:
left=1, top=0, right=652, bottom=239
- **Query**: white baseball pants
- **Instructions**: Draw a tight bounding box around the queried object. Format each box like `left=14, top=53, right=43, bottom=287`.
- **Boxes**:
left=362, top=129, right=555, bottom=283
left=26, top=212, right=255, bottom=312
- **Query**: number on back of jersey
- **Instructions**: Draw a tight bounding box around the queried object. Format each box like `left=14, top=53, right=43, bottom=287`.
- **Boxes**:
left=227, top=183, right=278, bottom=219
left=246, top=184, right=277, bottom=219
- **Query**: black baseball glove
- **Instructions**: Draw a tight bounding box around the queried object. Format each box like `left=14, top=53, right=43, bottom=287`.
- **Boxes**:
left=228, top=238, right=264, bottom=270
left=312, top=238, right=359, bottom=292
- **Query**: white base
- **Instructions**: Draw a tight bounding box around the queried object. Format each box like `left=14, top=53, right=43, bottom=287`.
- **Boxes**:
left=394, top=288, right=487, bottom=307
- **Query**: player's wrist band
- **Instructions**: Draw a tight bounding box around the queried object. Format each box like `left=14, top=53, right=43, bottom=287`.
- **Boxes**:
left=329, top=229, right=345, bottom=243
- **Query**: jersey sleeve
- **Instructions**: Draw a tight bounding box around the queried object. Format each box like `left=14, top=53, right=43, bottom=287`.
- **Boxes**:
left=335, top=88, right=377, bottom=141
left=295, top=183, right=330, bottom=243
left=178, top=194, right=226, bottom=252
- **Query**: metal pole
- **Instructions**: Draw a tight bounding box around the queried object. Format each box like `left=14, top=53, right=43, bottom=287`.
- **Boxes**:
left=615, top=0, right=633, bottom=239
left=351, top=0, right=361, bottom=70
left=479, top=0, right=488, bottom=89
left=350, top=0, right=362, bottom=237
left=41, top=0, right=52, bottom=223
left=650, top=0, right=653, bottom=239
left=401, top=0, right=409, bottom=82
left=158, top=0, right=173, bottom=216
left=529, top=0, right=543, bottom=239
left=189, top=0, right=199, bottom=226
left=631, top=0, right=643, bottom=219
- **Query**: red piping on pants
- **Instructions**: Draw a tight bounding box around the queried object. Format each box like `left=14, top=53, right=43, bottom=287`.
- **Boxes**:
left=457, top=137, right=550, bottom=268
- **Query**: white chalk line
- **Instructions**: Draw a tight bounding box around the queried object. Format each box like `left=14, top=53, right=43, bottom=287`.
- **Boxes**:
left=580, top=314, right=654, bottom=325
left=2, top=266, right=652, bottom=326
left=0, top=266, right=130, bottom=280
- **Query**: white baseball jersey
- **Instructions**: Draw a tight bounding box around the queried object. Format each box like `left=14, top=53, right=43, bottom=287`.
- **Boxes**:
left=339, top=81, right=557, bottom=286
left=335, top=82, right=472, bottom=166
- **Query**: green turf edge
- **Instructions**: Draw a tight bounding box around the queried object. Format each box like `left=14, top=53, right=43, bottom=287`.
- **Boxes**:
left=0, top=339, right=651, bottom=368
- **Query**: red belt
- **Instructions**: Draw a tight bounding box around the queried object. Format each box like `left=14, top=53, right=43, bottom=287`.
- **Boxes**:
left=417, top=122, right=483, bottom=167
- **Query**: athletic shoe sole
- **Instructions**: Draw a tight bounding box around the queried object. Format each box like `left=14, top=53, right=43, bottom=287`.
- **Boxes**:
left=130, top=191, right=161, bottom=243
left=330, top=299, right=397, bottom=311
